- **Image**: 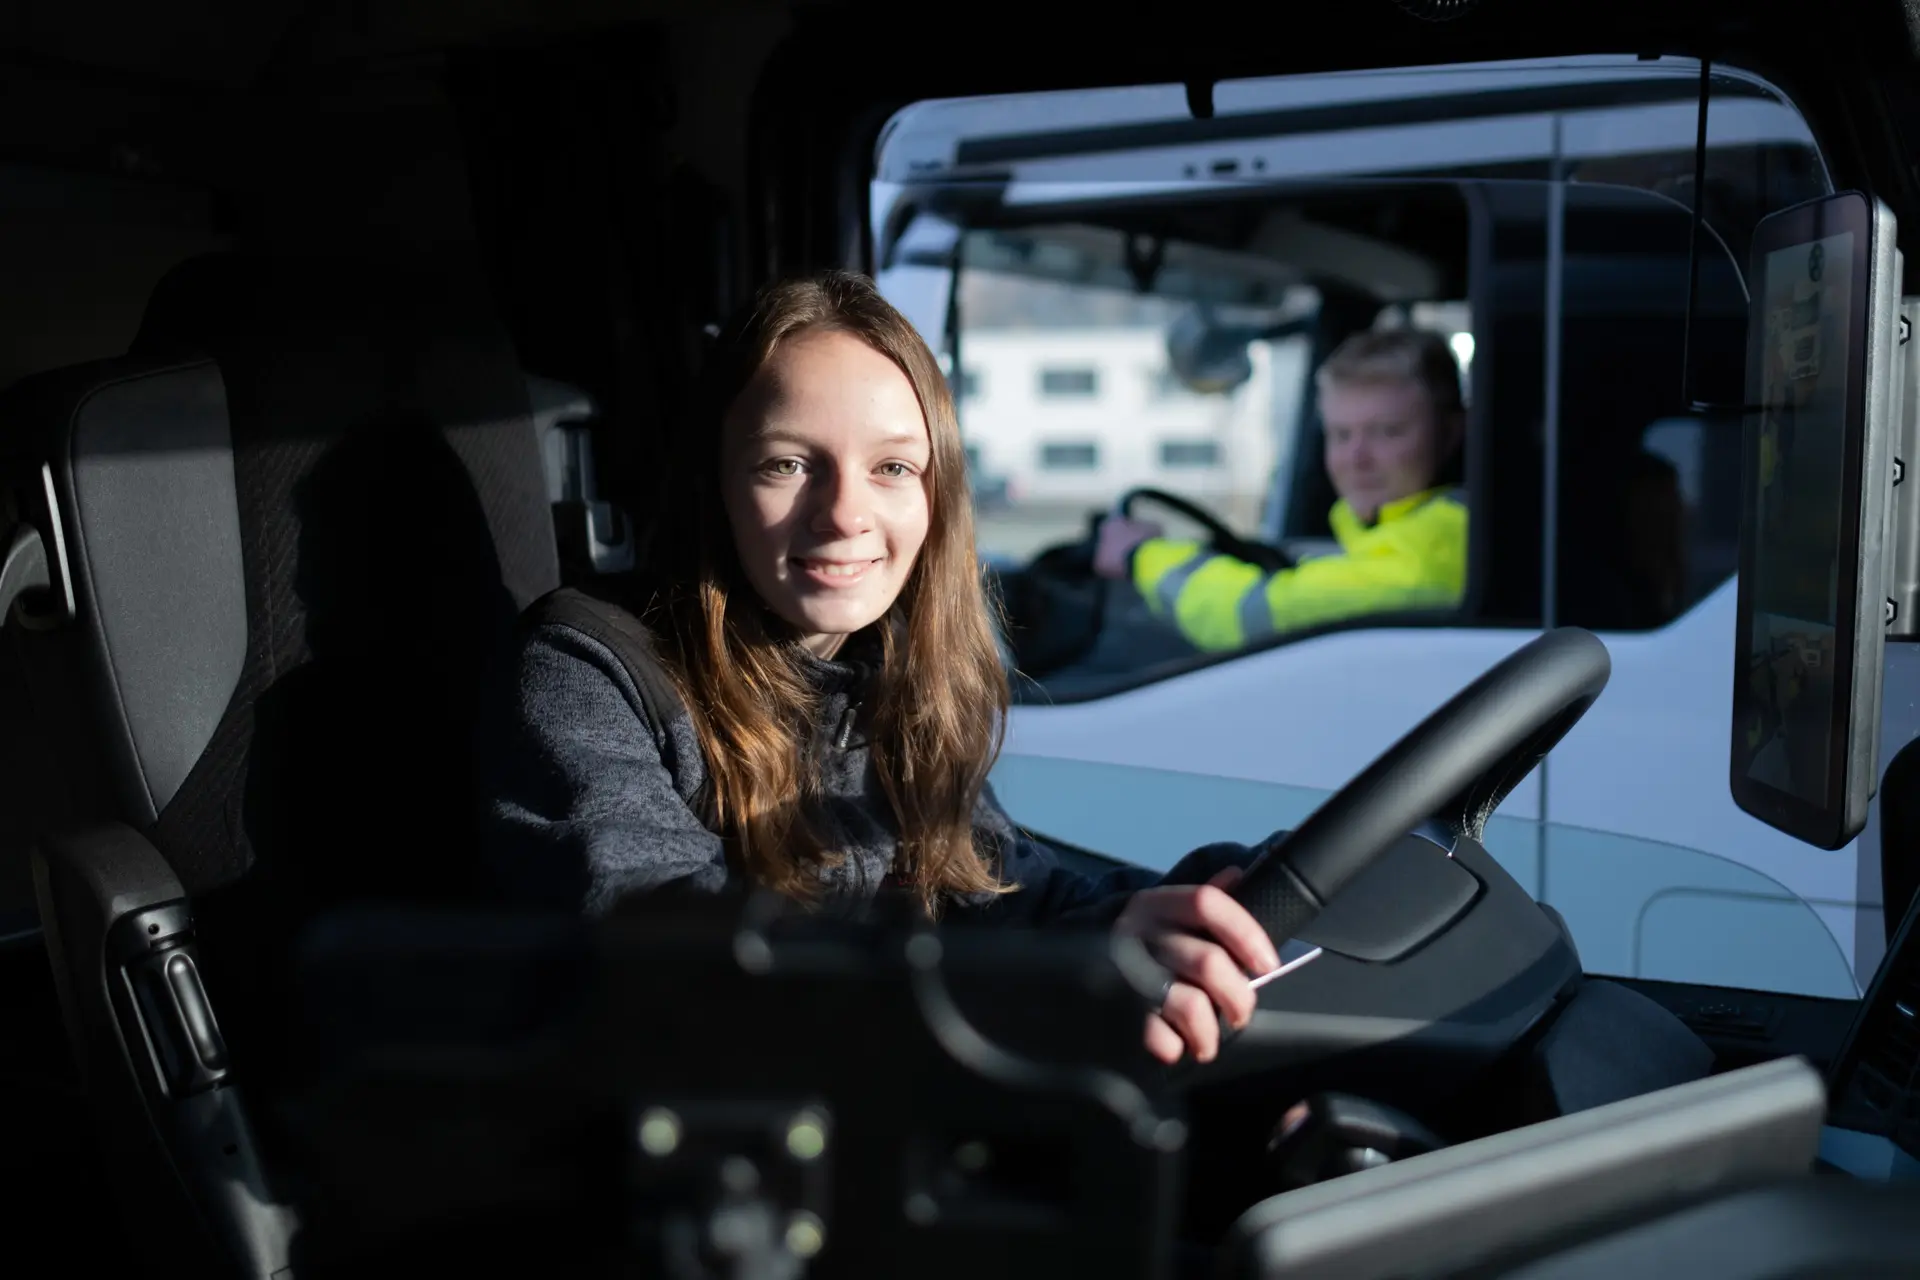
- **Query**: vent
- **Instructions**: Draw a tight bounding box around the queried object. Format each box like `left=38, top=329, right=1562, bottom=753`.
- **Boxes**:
left=1846, top=948, right=1920, bottom=1148
left=1391, top=0, right=1482, bottom=19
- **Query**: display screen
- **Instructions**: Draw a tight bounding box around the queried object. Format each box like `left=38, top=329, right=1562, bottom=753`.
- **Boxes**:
left=1736, top=231, right=1854, bottom=806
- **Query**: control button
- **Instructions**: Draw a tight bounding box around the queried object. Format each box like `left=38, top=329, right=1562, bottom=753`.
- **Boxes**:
left=164, top=952, right=229, bottom=1072
left=1902, top=315, right=1912, bottom=345
left=1889, top=599, right=1899, bottom=627
left=1897, top=457, right=1907, bottom=486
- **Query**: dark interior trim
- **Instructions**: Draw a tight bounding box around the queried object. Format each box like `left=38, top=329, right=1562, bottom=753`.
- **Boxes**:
left=954, top=76, right=1781, bottom=168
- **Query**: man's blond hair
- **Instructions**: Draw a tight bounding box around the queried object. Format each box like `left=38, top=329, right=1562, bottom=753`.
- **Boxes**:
left=1314, top=329, right=1464, bottom=419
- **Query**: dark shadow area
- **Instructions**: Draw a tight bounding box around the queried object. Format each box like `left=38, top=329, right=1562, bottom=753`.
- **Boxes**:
left=0, top=935, right=137, bottom=1270
left=1877, top=737, right=1920, bottom=947
left=115, top=252, right=559, bottom=1107
left=1557, top=436, right=1690, bottom=632
left=247, top=421, right=520, bottom=909
left=0, top=636, right=61, bottom=930
left=0, top=239, right=559, bottom=1272
left=196, top=426, right=525, bottom=1101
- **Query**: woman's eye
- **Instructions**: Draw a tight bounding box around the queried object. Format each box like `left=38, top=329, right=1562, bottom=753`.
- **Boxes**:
left=765, top=458, right=802, bottom=477
left=877, top=462, right=914, bottom=478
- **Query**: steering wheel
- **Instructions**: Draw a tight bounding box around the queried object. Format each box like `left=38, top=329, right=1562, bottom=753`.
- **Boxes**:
left=1118, top=487, right=1294, bottom=575
left=1232, top=627, right=1613, bottom=947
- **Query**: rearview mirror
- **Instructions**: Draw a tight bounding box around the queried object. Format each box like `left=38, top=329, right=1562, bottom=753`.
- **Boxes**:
left=1165, top=307, right=1261, bottom=395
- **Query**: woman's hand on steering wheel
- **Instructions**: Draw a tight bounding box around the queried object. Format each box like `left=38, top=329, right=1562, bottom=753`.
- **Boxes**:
left=1115, top=866, right=1282, bottom=1065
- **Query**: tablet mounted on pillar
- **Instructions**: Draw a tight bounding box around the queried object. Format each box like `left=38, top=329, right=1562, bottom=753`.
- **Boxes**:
left=1729, top=190, right=1903, bottom=850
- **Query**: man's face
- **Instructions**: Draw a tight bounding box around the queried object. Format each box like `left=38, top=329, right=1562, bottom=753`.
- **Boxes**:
left=1321, top=377, right=1453, bottom=522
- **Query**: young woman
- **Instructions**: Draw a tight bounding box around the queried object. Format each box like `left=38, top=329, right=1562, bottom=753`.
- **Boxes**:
left=475, top=271, right=1282, bottom=1065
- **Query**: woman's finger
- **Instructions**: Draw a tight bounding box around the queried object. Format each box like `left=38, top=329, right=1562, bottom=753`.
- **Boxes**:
left=1150, top=931, right=1256, bottom=1030
left=1128, top=884, right=1281, bottom=977
left=1160, top=982, right=1221, bottom=1063
left=1144, top=1012, right=1185, bottom=1064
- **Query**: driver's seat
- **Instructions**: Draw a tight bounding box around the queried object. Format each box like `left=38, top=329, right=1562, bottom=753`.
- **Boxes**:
left=1, top=249, right=560, bottom=1275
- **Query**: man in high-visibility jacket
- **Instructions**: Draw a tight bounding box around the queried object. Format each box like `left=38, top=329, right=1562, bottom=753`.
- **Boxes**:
left=1094, top=327, right=1468, bottom=653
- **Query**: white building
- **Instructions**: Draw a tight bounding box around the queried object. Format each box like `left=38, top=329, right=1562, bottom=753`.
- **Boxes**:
left=953, top=328, right=1303, bottom=559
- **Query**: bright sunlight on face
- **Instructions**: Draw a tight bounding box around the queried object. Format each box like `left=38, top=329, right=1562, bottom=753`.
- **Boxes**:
left=720, top=328, right=933, bottom=657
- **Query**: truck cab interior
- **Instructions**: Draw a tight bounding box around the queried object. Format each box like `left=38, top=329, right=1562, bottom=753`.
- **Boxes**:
left=4, top=2, right=1920, bottom=1278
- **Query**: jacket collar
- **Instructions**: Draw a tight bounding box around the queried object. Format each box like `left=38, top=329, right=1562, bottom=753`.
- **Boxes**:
left=1329, top=485, right=1454, bottom=541
left=791, top=624, right=887, bottom=696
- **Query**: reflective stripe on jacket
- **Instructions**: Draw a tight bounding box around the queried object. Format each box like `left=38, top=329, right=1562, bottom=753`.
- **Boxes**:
left=1129, top=487, right=1468, bottom=652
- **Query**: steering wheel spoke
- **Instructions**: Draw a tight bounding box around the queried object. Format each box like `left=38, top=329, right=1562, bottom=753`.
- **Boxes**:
left=1234, top=628, right=1612, bottom=944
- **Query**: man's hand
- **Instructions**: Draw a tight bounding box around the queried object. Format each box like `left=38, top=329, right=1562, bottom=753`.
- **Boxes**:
left=1115, top=866, right=1281, bottom=1065
left=1093, top=514, right=1164, bottom=581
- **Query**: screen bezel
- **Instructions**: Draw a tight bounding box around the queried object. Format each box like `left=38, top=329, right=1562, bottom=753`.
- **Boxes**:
left=1728, top=191, right=1875, bottom=849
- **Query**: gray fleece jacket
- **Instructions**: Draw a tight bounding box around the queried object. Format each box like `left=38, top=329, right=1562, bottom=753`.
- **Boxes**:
left=473, top=590, right=1258, bottom=924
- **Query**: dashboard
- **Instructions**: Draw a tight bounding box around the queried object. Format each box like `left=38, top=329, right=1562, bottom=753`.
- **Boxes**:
left=1219, top=866, right=1920, bottom=1279
left=1821, top=887, right=1920, bottom=1180
left=1493, top=890, right=1920, bottom=1280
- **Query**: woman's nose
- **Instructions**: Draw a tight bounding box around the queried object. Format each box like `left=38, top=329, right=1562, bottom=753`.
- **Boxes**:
left=811, top=471, right=874, bottom=536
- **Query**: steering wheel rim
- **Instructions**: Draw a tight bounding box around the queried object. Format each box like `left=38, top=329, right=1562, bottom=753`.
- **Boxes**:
left=1118, top=487, right=1293, bottom=574
left=1233, top=628, right=1612, bottom=946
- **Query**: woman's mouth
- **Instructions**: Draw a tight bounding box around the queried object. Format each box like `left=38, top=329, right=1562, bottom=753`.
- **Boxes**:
left=792, top=557, right=881, bottom=586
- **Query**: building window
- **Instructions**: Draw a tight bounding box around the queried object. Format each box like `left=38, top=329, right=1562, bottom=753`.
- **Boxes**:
left=1159, top=439, right=1222, bottom=468
left=953, top=368, right=982, bottom=401
left=1039, top=441, right=1100, bottom=471
left=1038, top=367, right=1099, bottom=397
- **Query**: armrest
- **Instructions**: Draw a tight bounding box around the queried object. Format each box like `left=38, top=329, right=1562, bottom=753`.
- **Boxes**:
left=32, top=821, right=188, bottom=1089
left=32, top=822, right=295, bottom=1279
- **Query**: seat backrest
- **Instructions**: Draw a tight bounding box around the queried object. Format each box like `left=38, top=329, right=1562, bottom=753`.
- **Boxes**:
left=1554, top=438, right=1690, bottom=633
left=1, top=249, right=559, bottom=997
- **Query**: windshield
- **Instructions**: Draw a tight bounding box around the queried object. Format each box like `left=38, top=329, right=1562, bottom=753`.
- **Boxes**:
left=868, top=54, right=1875, bottom=1006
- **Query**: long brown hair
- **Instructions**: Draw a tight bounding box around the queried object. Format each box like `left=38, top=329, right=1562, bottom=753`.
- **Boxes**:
left=642, top=270, right=1013, bottom=916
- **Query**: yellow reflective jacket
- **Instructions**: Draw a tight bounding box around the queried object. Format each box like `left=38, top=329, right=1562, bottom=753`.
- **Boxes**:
left=1130, top=487, right=1469, bottom=653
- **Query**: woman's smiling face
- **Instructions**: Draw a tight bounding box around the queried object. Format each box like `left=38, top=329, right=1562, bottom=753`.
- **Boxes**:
left=721, top=327, right=933, bottom=657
